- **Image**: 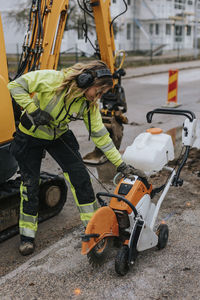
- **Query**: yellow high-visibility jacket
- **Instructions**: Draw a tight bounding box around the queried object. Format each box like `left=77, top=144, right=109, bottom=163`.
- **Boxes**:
left=8, top=69, right=123, bottom=167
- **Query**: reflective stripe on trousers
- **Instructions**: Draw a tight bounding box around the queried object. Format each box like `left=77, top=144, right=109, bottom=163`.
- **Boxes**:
left=64, top=172, right=98, bottom=226
left=19, top=182, right=38, bottom=238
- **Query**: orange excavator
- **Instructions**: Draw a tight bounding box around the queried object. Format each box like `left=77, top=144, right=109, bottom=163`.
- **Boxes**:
left=0, top=0, right=128, bottom=241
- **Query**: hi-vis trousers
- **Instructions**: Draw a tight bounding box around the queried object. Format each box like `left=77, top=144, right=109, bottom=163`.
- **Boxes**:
left=10, top=129, right=98, bottom=241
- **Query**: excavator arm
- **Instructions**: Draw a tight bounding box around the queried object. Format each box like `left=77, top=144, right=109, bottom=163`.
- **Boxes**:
left=82, top=0, right=128, bottom=164
left=16, top=0, right=69, bottom=75
left=91, top=0, right=116, bottom=73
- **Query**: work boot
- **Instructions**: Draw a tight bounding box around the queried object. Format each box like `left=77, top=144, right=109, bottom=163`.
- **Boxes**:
left=19, top=236, right=35, bottom=256
left=19, top=241, right=35, bottom=256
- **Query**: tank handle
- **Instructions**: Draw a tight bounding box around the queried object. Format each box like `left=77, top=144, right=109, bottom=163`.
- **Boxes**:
left=146, top=108, right=196, bottom=123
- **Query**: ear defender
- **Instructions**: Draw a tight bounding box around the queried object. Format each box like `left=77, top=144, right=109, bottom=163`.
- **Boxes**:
left=76, top=72, right=94, bottom=89
left=76, top=68, right=112, bottom=89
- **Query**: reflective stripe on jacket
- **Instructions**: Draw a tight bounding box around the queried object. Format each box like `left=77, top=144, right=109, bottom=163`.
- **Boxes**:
left=8, top=69, right=123, bottom=167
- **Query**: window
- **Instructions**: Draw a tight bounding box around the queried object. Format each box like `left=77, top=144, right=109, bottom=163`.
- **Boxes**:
left=127, top=0, right=131, bottom=4
left=186, top=25, right=191, bottom=36
left=112, top=0, right=116, bottom=3
left=175, top=25, right=183, bottom=41
left=127, top=23, right=131, bottom=40
left=175, top=25, right=182, bottom=36
left=188, top=0, right=193, bottom=4
left=166, top=24, right=171, bottom=35
left=155, top=24, right=159, bottom=35
left=149, top=24, right=154, bottom=35
left=175, top=0, right=186, bottom=9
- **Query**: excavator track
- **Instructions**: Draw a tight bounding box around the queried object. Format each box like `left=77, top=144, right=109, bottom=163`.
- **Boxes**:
left=0, top=172, right=67, bottom=243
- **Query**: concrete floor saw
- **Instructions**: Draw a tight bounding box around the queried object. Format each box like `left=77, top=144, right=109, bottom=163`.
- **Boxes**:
left=81, top=108, right=199, bottom=276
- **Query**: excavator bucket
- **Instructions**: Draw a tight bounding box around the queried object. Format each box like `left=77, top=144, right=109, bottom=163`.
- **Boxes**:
left=83, top=115, right=124, bottom=165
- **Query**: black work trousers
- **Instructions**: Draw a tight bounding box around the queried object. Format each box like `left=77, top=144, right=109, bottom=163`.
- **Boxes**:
left=10, top=129, right=96, bottom=239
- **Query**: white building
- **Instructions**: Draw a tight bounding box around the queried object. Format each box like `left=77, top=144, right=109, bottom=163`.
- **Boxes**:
left=61, top=0, right=200, bottom=55
left=132, top=0, right=197, bottom=53
left=1, top=0, right=200, bottom=54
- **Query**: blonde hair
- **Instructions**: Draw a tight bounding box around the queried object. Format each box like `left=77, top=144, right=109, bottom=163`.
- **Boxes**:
left=57, top=60, right=113, bottom=109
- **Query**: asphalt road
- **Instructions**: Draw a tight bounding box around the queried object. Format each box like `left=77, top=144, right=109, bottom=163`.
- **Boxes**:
left=0, top=63, right=200, bottom=299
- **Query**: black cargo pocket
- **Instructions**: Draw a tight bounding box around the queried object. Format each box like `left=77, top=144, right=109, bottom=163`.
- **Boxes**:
left=9, top=130, right=30, bottom=161
left=62, top=130, right=79, bottom=151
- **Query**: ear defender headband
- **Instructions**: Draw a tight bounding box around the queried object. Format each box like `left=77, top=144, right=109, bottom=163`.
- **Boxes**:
left=76, top=68, right=112, bottom=89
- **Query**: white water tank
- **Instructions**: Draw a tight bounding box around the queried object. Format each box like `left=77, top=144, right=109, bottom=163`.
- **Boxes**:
left=123, top=128, right=174, bottom=174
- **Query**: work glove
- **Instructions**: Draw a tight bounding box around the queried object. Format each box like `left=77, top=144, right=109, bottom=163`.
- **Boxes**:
left=29, top=108, right=53, bottom=126
left=21, top=108, right=53, bottom=130
left=117, top=162, right=146, bottom=179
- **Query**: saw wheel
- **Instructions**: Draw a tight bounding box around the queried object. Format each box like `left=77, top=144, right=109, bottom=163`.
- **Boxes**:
left=115, top=245, right=130, bottom=276
left=156, top=223, right=169, bottom=250
left=87, top=237, right=111, bottom=267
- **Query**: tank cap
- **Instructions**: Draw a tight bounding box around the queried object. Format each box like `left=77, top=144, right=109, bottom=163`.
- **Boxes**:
left=146, top=128, right=163, bottom=134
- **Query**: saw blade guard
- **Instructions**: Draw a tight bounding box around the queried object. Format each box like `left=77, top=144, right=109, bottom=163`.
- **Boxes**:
left=81, top=206, right=119, bottom=255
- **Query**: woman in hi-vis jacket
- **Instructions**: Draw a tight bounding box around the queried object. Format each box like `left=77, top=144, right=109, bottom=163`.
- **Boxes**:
left=8, top=60, right=143, bottom=255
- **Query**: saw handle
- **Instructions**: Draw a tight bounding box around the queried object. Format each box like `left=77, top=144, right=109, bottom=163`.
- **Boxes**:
left=146, top=108, right=196, bottom=123
left=96, top=192, right=138, bottom=218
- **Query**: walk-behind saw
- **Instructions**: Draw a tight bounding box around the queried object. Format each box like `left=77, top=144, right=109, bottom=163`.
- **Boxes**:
left=81, top=108, right=199, bottom=276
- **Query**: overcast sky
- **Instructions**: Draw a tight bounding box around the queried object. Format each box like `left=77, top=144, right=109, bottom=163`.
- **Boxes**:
left=1, top=0, right=28, bottom=53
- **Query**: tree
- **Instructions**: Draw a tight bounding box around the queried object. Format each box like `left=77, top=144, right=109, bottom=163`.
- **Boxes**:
left=6, top=0, right=32, bottom=30
left=6, top=0, right=87, bottom=32
left=64, top=0, right=95, bottom=34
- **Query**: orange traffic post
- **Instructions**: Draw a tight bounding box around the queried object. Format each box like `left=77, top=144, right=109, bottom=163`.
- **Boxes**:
left=163, top=69, right=181, bottom=107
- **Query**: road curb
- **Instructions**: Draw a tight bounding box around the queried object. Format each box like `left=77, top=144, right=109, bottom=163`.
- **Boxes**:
left=124, top=65, right=200, bottom=80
